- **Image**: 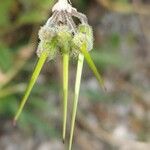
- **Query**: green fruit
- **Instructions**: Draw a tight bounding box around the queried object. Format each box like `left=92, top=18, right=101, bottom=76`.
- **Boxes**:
left=37, top=25, right=57, bottom=61
left=38, top=25, right=56, bottom=41
left=57, top=25, right=73, bottom=54
left=72, top=24, right=93, bottom=52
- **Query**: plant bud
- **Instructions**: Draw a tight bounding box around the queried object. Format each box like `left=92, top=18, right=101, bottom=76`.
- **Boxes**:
left=37, top=25, right=57, bottom=61
left=78, top=24, right=93, bottom=37
left=72, top=24, right=93, bottom=52
left=57, top=25, right=72, bottom=54
left=37, top=40, right=57, bottom=61
left=38, top=25, right=56, bottom=41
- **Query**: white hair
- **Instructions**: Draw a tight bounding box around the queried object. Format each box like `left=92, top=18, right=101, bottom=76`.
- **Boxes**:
left=52, top=0, right=76, bottom=13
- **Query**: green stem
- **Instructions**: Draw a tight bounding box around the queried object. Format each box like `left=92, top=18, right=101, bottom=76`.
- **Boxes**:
left=80, top=44, right=105, bottom=91
left=69, top=53, right=84, bottom=150
left=13, top=50, right=49, bottom=124
left=62, top=53, right=69, bottom=142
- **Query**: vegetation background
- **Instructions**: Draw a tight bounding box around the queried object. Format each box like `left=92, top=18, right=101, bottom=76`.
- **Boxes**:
left=0, top=0, right=149, bottom=149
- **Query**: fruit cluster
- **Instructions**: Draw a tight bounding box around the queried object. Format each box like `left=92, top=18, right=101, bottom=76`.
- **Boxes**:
left=37, top=23, right=93, bottom=61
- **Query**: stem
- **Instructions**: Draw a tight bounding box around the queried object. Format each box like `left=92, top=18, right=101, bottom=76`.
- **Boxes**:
left=62, top=53, right=69, bottom=142
left=13, top=50, right=49, bottom=124
left=69, top=53, right=84, bottom=150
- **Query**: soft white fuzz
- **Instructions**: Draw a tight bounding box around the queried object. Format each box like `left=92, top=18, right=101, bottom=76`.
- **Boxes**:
left=52, top=0, right=76, bottom=13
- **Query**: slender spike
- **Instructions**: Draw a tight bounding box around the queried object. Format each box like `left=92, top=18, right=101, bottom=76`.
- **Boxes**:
left=62, top=53, right=69, bottom=143
left=69, top=54, right=84, bottom=150
left=13, top=50, right=49, bottom=124
left=80, top=44, right=106, bottom=91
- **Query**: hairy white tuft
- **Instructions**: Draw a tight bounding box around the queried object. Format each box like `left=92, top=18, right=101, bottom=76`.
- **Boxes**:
left=38, top=26, right=56, bottom=41
left=52, top=0, right=76, bottom=13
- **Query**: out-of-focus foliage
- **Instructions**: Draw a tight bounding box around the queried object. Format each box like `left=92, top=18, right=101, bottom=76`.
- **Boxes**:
left=91, top=33, right=124, bottom=69
left=0, top=0, right=58, bottom=136
left=0, top=0, right=55, bottom=28
left=0, top=43, right=13, bottom=71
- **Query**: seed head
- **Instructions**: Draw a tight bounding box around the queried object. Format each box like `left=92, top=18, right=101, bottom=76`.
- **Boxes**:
left=38, top=26, right=56, bottom=41
left=57, top=25, right=73, bottom=53
left=72, top=24, right=93, bottom=52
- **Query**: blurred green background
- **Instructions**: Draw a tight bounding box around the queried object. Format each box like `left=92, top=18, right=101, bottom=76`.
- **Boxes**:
left=0, top=0, right=149, bottom=149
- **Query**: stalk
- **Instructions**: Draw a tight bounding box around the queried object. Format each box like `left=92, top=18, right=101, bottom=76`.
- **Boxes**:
left=69, top=53, right=84, bottom=150
left=62, top=53, right=69, bottom=142
left=13, top=48, right=51, bottom=124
